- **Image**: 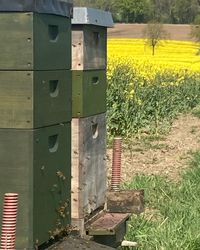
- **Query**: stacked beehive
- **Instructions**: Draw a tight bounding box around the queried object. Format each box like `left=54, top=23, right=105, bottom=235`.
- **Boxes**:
left=71, top=7, right=113, bottom=230
left=0, top=0, right=72, bottom=249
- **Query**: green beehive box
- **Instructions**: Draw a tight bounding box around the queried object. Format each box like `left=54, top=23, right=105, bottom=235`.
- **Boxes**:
left=0, top=70, right=71, bottom=128
left=0, top=12, right=71, bottom=70
left=72, top=70, right=106, bottom=117
left=0, top=123, right=71, bottom=249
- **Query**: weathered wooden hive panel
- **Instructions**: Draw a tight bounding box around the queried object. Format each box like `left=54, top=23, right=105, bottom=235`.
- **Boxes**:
left=0, top=123, right=71, bottom=250
left=71, top=114, right=107, bottom=219
left=72, top=26, right=107, bottom=70
left=72, top=70, right=107, bottom=118
left=0, top=12, right=71, bottom=70
left=72, top=7, right=113, bottom=70
left=0, top=70, right=71, bottom=128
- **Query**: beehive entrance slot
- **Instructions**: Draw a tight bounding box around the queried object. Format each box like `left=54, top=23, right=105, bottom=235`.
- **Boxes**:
left=93, top=32, right=100, bottom=45
left=92, top=123, right=98, bottom=139
left=49, top=80, right=59, bottom=97
left=48, top=134, right=59, bottom=153
left=92, top=77, right=99, bottom=85
left=48, top=25, right=59, bottom=42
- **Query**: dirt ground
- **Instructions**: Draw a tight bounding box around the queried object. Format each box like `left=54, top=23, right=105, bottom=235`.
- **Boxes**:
left=108, top=23, right=193, bottom=41
left=107, top=113, right=200, bottom=183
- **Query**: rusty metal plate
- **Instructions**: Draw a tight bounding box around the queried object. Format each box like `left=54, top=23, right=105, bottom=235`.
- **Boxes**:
left=106, top=190, right=145, bottom=214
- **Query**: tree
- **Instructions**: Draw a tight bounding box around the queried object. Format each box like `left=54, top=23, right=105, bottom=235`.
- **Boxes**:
left=74, top=0, right=115, bottom=10
left=148, top=0, right=176, bottom=23
left=191, top=16, right=200, bottom=54
left=143, top=21, right=167, bottom=55
left=114, top=0, right=149, bottom=23
left=173, top=0, right=200, bottom=24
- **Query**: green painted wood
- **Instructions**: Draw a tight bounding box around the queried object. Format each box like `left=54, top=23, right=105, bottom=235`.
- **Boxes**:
left=0, top=13, right=71, bottom=70
left=72, top=70, right=106, bottom=117
left=0, top=123, right=71, bottom=249
left=0, top=70, right=71, bottom=128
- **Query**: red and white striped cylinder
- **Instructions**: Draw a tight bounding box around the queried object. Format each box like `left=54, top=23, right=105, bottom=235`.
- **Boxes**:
left=111, top=137, right=122, bottom=191
left=1, top=193, right=18, bottom=250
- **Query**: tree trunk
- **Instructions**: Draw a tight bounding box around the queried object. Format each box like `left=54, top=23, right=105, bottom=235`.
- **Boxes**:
left=152, top=45, right=155, bottom=56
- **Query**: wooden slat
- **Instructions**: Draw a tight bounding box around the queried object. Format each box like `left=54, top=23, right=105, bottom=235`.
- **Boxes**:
left=72, top=30, right=84, bottom=70
left=71, top=118, right=84, bottom=219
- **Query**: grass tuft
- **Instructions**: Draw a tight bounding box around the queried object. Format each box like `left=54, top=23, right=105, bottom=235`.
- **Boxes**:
left=192, top=105, right=200, bottom=118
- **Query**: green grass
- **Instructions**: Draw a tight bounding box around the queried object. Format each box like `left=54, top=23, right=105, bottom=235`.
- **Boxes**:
left=121, top=134, right=168, bottom=155
left=190, top=126, right=199, bottom=134
left=192, top=105, right=200, bottom=119
left=122, top=151, right=200, bottom=250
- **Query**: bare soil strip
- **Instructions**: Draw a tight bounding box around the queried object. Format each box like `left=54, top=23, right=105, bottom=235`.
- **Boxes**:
left=107, top=114, right=200, bottom=182
left=108, top=24, right=193, bottom=41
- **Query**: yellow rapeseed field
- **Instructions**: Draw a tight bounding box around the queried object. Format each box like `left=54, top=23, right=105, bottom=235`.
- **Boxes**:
left=107, top=39, right=200, bottom=83
left=107, top=39, right=200, bottom=137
